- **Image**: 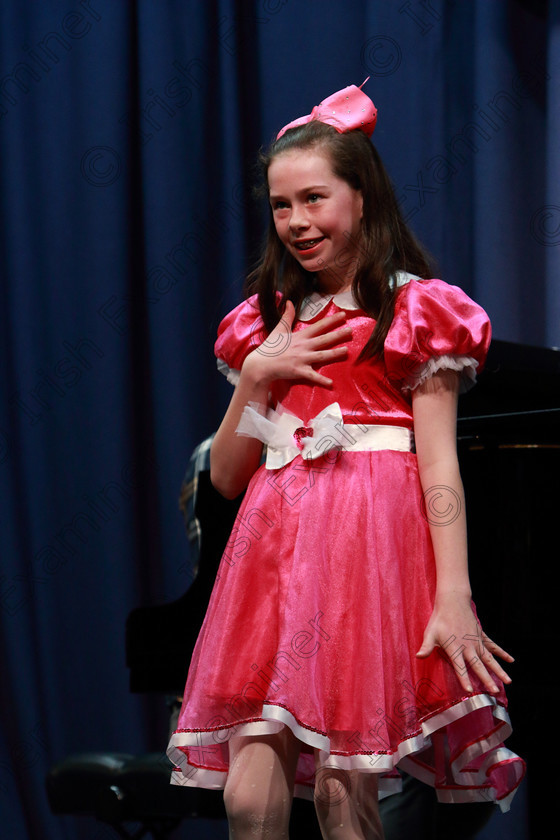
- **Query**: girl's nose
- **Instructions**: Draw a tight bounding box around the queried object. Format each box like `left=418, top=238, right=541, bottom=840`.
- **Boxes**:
left=289, top=205, right=310, bottom=231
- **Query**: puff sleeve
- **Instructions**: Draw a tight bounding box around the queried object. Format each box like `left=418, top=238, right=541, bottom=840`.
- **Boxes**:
left=214, top=294, right=269, bottom=386
left=384, top=278, right=491, bottom=394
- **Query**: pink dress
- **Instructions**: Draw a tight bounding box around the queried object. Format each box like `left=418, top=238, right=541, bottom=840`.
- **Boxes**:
left=167, top=276, right=525, bottom=810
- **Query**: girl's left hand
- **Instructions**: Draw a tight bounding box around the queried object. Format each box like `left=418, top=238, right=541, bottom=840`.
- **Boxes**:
left=416, top=593, right=514, bottom=695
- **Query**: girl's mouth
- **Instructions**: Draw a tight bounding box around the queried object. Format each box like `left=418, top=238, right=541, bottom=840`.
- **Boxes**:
left=294, top=237, right=325, bottom=252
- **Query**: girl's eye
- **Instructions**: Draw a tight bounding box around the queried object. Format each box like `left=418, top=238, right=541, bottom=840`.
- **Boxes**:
left=308, top=193, right=321, bottom=203
left=273, top=200, right=288, bottom=211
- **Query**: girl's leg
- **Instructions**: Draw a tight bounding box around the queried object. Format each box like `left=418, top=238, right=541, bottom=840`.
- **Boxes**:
left=313, top=761, right=384, bottom=840
left=223, top=727, right=301, bottom=839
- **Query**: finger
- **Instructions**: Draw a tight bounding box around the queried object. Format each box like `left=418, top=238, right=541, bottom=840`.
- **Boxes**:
left=448, top=652, right=474, bottom=694
left=416, top=633, right=435, bottom=658
left=301, top=311, right=348, bottom=336
left=477, top=646, right=512, bottom=684
left=446, top=637, right=509, bottom=694
left=469, top=663, right=499, bottom=694
left=482, top=653, right=512, bottom=685
left=302, top=370, right=334, bottom=387
left=307, top=345, right=349, bottom=366
left=310, top=326, right=353, bottom=349
left=474, top=633, right=514, bottom=680
left=280, top=300, right=296, bottom=327
left=462, top=647, right=504, bottom=694
left=483, top=635, right=515, bottom=663
left=438, top=639, right=478, bottom=693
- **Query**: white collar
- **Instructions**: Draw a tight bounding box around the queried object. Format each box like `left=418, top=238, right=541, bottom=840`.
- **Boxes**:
left=298, top=271, right=418, bottom=321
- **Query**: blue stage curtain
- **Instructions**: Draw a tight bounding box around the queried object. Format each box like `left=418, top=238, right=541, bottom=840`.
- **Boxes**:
left=0, top=2, right=553, bottom=838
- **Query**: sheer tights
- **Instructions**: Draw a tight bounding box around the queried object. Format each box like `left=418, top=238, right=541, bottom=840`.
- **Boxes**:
left=223, top=730, right=384, bottom=840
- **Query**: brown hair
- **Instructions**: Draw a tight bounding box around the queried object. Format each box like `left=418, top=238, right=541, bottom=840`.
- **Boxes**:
left=245, top=120, right=435, bottom=359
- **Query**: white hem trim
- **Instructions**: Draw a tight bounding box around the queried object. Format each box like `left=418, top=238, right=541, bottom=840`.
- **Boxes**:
left=167, top=695, right=524, bottom=810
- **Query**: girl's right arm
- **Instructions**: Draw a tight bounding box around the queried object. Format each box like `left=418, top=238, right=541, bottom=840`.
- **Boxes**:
left=210, top=301, right=352, bottom=499
left=209, top=361, right=271, bottom=499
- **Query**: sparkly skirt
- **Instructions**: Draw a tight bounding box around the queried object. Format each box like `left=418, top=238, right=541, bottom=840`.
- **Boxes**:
left=167, top=446, right=525, bottom=810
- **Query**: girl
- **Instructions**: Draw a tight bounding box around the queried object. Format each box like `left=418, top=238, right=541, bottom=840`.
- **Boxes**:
left=167, top=83, right=525, bottom=839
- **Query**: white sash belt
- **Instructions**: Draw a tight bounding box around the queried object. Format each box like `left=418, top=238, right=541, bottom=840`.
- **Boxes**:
left=236, top=401, right=414, bottom=469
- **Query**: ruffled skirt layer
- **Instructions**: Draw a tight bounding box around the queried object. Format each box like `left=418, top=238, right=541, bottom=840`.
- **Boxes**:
left=167, top=449, right=525, bottom=810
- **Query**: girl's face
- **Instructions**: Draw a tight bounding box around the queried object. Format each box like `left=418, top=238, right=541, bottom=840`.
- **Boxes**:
left=267, top=147, right=363, bottom=294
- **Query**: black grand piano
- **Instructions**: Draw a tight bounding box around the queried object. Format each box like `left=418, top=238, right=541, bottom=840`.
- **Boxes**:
left=125, top=338, right=560, bottom=838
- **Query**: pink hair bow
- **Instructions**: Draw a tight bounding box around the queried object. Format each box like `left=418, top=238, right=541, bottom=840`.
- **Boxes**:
left=276, top=79, right=377, bottom=140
